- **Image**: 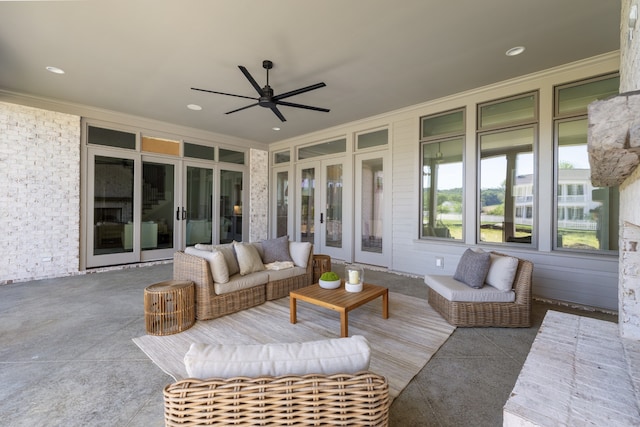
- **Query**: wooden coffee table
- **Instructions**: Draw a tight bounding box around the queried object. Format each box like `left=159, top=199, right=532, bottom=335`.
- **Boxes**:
left=289, top=282, right=388, bottom=337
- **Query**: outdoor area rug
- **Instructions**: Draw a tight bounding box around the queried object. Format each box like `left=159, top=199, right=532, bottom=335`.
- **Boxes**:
left=133, top=291, right=456, bottom=399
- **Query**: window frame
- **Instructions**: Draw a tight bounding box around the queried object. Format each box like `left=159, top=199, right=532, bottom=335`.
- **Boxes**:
left=419, top=107, right=466, bottom=241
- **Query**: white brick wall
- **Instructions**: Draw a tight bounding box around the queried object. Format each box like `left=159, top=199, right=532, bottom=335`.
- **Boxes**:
left=0, top=102, right=81, bottom=284
left=249, top=148, right=269, bottom=242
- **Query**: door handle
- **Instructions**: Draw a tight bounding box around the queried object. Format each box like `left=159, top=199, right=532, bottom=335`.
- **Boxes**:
left=320, top=212, right=324, bottom=224
left=176, top=207, right=181, bottom=221
left=182, top=208, right=187, bottom=220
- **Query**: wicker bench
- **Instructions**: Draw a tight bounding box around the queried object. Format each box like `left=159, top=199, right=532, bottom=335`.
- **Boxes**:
left=426, top=252, right=533, bottom=327
left=163, top=372, right=390, bottom=426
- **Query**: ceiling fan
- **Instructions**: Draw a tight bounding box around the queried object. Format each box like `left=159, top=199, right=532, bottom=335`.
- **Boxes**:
left=191, top=60, right=329, bottom=122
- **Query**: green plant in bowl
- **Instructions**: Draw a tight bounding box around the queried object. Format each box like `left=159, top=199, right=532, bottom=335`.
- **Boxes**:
left=319, top=271, right=341, bottom=289
left=320, top=271, right=339, bottom=281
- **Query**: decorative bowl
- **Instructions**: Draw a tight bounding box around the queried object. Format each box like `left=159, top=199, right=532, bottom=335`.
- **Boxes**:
left=345, top=282, right=363, bottom=293
left=319, top=279, right=341, bottom=289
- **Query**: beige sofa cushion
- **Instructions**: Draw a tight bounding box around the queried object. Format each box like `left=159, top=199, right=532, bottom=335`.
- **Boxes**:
left=234, top=242, right=266, bottom=275
left=289, top=241, right=312, bottom=268
left=425, top=274, right=515, bottom=303
left=184, top=335, right=371, bottom=379
left=214, top=271, right=269, bottom=295
left=266, top=266, right=307, bottom=282
left=486, top=253, right=519, bottom=291
left=185, top=247, right=229, bottom=284
left=195, top=243, right=240, bottom=276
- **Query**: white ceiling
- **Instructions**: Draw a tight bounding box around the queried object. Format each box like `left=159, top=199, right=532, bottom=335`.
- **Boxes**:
left=0, top=1, right=621, bottom=145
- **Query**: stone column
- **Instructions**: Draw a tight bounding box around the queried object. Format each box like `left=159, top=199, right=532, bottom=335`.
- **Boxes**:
left=619, top=0, right=640, bottom=339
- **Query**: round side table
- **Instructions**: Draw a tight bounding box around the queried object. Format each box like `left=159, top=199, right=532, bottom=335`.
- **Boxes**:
left=144, top=280, right=195, bottom=335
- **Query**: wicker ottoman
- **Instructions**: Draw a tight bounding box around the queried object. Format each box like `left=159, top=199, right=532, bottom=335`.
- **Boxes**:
left=313, top=254, right=332, bottom=283
left=144, top=280, right=195, bottom=335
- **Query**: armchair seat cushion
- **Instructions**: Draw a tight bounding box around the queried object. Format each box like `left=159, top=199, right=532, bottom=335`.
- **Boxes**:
left=426, top=274, right=515, bottom=303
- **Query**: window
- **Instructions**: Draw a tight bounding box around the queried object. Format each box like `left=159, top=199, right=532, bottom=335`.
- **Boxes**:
left=478, top=92, right=537, bottom=245
left=298, top=138, right=346, bottom=160
left=88, top=126, right=136, bottom=150
left=554, top=74, right=619, bottom=253
left=420, top=109, right=465, bottom=240
left=184, top=142, right=215, bottom=161
left=357, top=129, right=388, bottom=150
left=274, top=150, right=290, bottom=164
left=219, top=148, right=245, bottom=164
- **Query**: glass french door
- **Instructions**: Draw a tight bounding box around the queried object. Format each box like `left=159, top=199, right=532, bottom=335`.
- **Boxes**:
left=139, top=156, right=179, bottom=261
left=296, top=159, right=348, bottom=260
left=354, top=152, right=390, bottom=266
left=184, top=163, right=214, bottom=246
left=87, top=150, right=181, bottom=267
left=272, top=166, right=291, bottom=237
left=219, top=168, right=244, bottom=243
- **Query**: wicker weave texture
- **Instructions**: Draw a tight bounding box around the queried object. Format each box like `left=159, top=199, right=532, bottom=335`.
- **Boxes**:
left=144, top=280, right=195, bottom=335
left=427, top=253, right=533, bottom=328
left=312, top=254, right=332, bottom=283
left=163, top=372, right=390, bottom=426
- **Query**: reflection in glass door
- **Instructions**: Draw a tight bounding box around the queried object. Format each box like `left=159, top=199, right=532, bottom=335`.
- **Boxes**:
left=140, top=161, right=175, bottom=253
left=274, top=169, right=289, bottom=237
left=220, top=169, right=243, bottom=243
left=299, top=167, right=315, bottom=243
left=355, top=153, right=390, bottom=266
left=92, top=155, right=135, bottom=255
left=185, top=165, right=213, bottom=246
left=324, top=164, right=343, bottom=248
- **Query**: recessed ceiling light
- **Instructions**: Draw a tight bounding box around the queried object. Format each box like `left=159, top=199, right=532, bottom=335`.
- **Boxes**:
left=45, top=66, right=65, bottom=74
left=272, top=127, right=281, bottom=131
left=505, top=46, right=525, bottom=57
left=187, top=104, right=202, bottom=111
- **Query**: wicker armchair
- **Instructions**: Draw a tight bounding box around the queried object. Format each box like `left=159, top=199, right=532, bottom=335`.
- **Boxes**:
left=163, top=372, right=390, bottom=426
left=427, top=252, right=533, bottom=327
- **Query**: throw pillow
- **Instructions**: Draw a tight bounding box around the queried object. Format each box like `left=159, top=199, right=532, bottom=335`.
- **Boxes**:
left=486, top=253, right=519, bottom=291
left=184, top=335, right=371, bottom=378
left=289, top=241, right=312, bottom=268
left=453, top=248, right=491, bottom=289
left=184, top=247, right=230, bottom=284
left=233, top=242, right=265, bottom=275
left=195, top=242, right=240, bottom=276
left=215, top=243, right=240, bottom=276
left=261, top=235, right=293, bottom=264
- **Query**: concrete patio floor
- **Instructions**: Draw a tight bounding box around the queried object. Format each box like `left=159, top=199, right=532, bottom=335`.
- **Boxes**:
left=0, top=262, right=616, bottom=426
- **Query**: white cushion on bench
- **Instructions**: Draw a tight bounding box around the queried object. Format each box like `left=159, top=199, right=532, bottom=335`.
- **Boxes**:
left=184, top=335, right=371, bottom=379
left=425, top=274, right=515, bottom=303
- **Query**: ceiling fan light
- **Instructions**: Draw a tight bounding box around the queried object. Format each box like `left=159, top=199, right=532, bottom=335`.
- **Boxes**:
left=505, top=46, right=525, bottom=57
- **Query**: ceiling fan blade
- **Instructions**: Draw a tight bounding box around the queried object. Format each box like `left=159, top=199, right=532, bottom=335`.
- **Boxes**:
left=273, top=82, right=326, bottom=101
left=271, top=106, right=286, bottom=122
left=238, top=66, right=264, bottom=95
left=276, top=100, right=330, bottom=112
left=191, top=87, right=257, bottom=101
left=225, top=102, right=259, bottom=114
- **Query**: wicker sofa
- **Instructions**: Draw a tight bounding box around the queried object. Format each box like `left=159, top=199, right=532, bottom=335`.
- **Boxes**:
left=173, top=240, right=314, bottom=320
left=163, top=372, right=389, bottom=426
left=425, top=251, right=533, bottom=327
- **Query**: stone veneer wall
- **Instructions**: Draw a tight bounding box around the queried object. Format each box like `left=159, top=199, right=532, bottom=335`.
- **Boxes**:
left=618, top=0, right=640, bottom=340
left=248, top=148, right=269, bottom=242
left=0, top=102, right=81, bottom=283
